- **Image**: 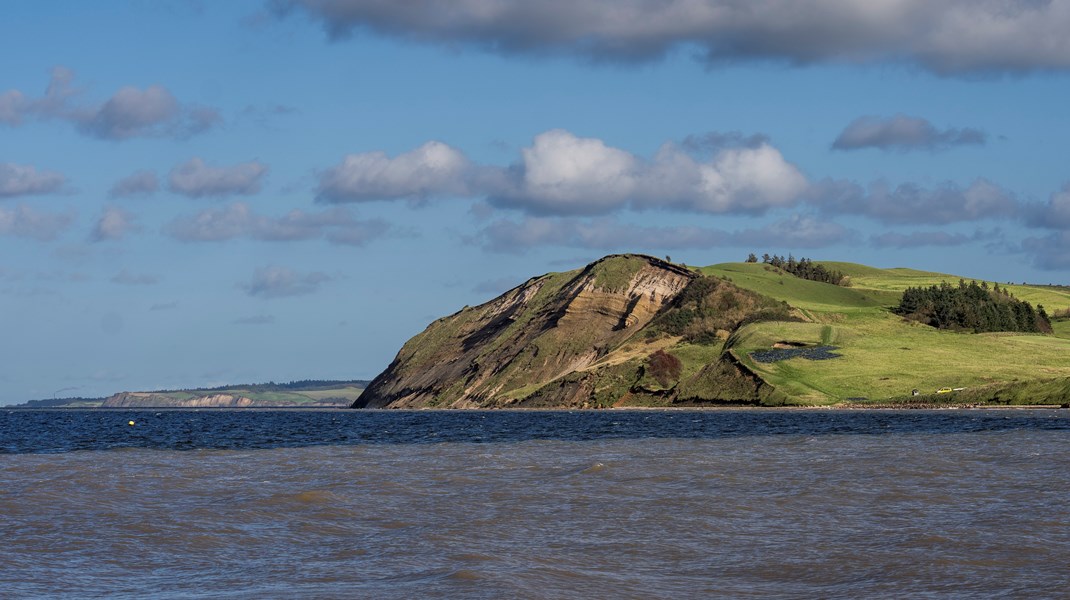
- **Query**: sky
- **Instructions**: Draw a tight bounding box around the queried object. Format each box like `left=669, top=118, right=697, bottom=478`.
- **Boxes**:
left=2, top=0, right=1070, bottom=404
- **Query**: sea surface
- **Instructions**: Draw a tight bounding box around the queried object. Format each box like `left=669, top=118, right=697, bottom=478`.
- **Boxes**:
left=2, top=408, right=1069, bottom=599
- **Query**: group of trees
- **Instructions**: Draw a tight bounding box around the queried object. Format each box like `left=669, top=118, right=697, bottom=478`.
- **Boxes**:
left=746, top=253, right=849, bottom=286
left=895, top=280, right=1053, bottom=334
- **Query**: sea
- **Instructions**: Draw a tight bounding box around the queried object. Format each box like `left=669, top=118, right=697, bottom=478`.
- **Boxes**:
left=2, top=408, right=1069, bottom=599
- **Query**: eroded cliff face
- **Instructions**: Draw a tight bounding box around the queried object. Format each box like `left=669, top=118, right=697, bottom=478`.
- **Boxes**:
left=355, top=255, right=695, bottom=408
left=102, top=392, right=258, bottom=408
left=99, top=392, right=355, bottom=408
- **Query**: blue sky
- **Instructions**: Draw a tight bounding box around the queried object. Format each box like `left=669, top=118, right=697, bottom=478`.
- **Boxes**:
left=2, top=0, right=1070, bottom=404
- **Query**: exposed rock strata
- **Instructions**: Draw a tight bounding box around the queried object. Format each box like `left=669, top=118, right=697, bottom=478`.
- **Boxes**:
left=355, top=254, right=782, bottom=409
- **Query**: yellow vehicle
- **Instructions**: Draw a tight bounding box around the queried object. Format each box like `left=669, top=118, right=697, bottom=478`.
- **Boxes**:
left=936, top=387, right=953, bottom=394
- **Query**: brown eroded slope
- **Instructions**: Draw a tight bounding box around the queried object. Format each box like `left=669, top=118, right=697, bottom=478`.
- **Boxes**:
left=354, top=255, right=695, bottom=408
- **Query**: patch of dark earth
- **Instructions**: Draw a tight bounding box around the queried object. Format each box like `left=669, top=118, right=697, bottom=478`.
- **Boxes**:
left=750, top=345, right=842, bottom=363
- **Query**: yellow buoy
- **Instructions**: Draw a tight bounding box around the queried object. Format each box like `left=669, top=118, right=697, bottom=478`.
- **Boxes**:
left=128, top=420, right=135, bottom=426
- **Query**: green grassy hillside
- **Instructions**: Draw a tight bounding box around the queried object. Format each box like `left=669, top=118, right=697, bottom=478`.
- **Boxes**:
left=703, top=261, right=1070, bottom=405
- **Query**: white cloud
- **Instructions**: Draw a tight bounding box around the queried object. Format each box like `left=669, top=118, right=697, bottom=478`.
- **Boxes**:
left=0, top=163, right=65, bottom=198
left=311, top=130, right=1031, bottom=226
left=0, top=204, right=75, bottom=241
left=317, top=141, right=473, bottom=202
left=320, top=130, right=807, bottom=216
left=492, top=130, right=807, bottom=215
left=492, top=129, right=640, bottom=214
left=241, top=266, right=332, bottom=298
left=91, top=206, right=140, bottom=242
left=168, top=158, right=268, bottom=198
left=278, top=0, right=1070, bottom=75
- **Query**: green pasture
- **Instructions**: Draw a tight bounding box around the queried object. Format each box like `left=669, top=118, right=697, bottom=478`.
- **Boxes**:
left=816, top=261, right=1070, bottom=311
left=299, top=387, right=365, bottom=401
left=701, top=261, right=1070, bottom=405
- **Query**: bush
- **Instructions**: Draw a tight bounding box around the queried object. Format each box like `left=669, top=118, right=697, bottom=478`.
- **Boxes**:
left=647, top=350, right=683, bottom=387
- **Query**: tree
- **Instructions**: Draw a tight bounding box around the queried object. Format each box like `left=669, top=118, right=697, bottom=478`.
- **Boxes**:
left=746, top=253, right=757, bottom=263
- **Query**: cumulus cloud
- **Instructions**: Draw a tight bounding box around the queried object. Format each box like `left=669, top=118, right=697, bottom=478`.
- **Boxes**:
left=241, top=266, right=332, bottom=298
left=277, top=0, right=1070, bottom=75
left=0, top=204, right=75, bottom=241
left=168, top=158, right=268, bottom=198
left=1, top=68, right=221, bottom=139
left=0, top=163, right=65, bottom=198
left=490, top=130, right=642, bottom=214
left=110, top=170, right=160, bottom=197
left=808, top=178, right=1018, bottom=225
left=91, top=206, right=140, bottom=242
left=166, top=202, right=388, bottom=246
left=321, top=129, right=808, bottom=216
left=1023, top=183, right=1070, bottom=230
left=475, top=214, right=850, bottom=253
left=111, top=269, right=158, bottom=285
left=317, top=141, right=474, bottom=203
left=833, top=115, right=986, bottom=152
left=491, top=130, right=807, bottom=215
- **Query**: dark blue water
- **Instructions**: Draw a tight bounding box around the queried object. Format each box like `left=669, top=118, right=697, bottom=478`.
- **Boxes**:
left=3, top=409, right=1070, bottom=599
left=4, top=408, right=1069, bottom=454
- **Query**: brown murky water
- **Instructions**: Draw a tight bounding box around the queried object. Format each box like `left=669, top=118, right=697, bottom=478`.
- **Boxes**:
left=2, top=410, right=1069, bottom=598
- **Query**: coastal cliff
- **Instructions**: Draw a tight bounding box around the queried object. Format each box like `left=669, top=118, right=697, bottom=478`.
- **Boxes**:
left=354, top=254, right=793, bottom=409
left=102, top=392, right=261, bottom=408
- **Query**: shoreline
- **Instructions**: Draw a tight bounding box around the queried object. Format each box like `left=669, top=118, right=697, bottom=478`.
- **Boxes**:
left=7, top=404, right=1068, bottom=412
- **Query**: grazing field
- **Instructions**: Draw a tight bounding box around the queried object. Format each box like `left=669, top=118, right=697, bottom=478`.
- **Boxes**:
left=704, top=261, right=1070, bottom=405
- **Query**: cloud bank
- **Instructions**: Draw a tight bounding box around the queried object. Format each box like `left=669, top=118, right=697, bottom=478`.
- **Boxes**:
left=318, top=129, right=808, bottom=216
left=474, top=214, right=852, bottom=253
left=808, top=178, right=1017, bottom=225
left=317, top=129, right=1026, bottom=228
left=278, top=0, right=1070, bottom=75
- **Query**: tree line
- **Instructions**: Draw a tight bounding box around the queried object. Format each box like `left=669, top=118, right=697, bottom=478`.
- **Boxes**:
left=895, top=280, right=1053, bottom=334
left=746, top=253, right=849, bottom=286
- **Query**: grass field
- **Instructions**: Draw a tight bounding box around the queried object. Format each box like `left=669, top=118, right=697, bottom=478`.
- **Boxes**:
left=703, top=261, right=1070, bottom=405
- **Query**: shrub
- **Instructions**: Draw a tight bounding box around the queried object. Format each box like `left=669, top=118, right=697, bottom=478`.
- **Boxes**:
left=647, top=350, right=683, bottom=387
